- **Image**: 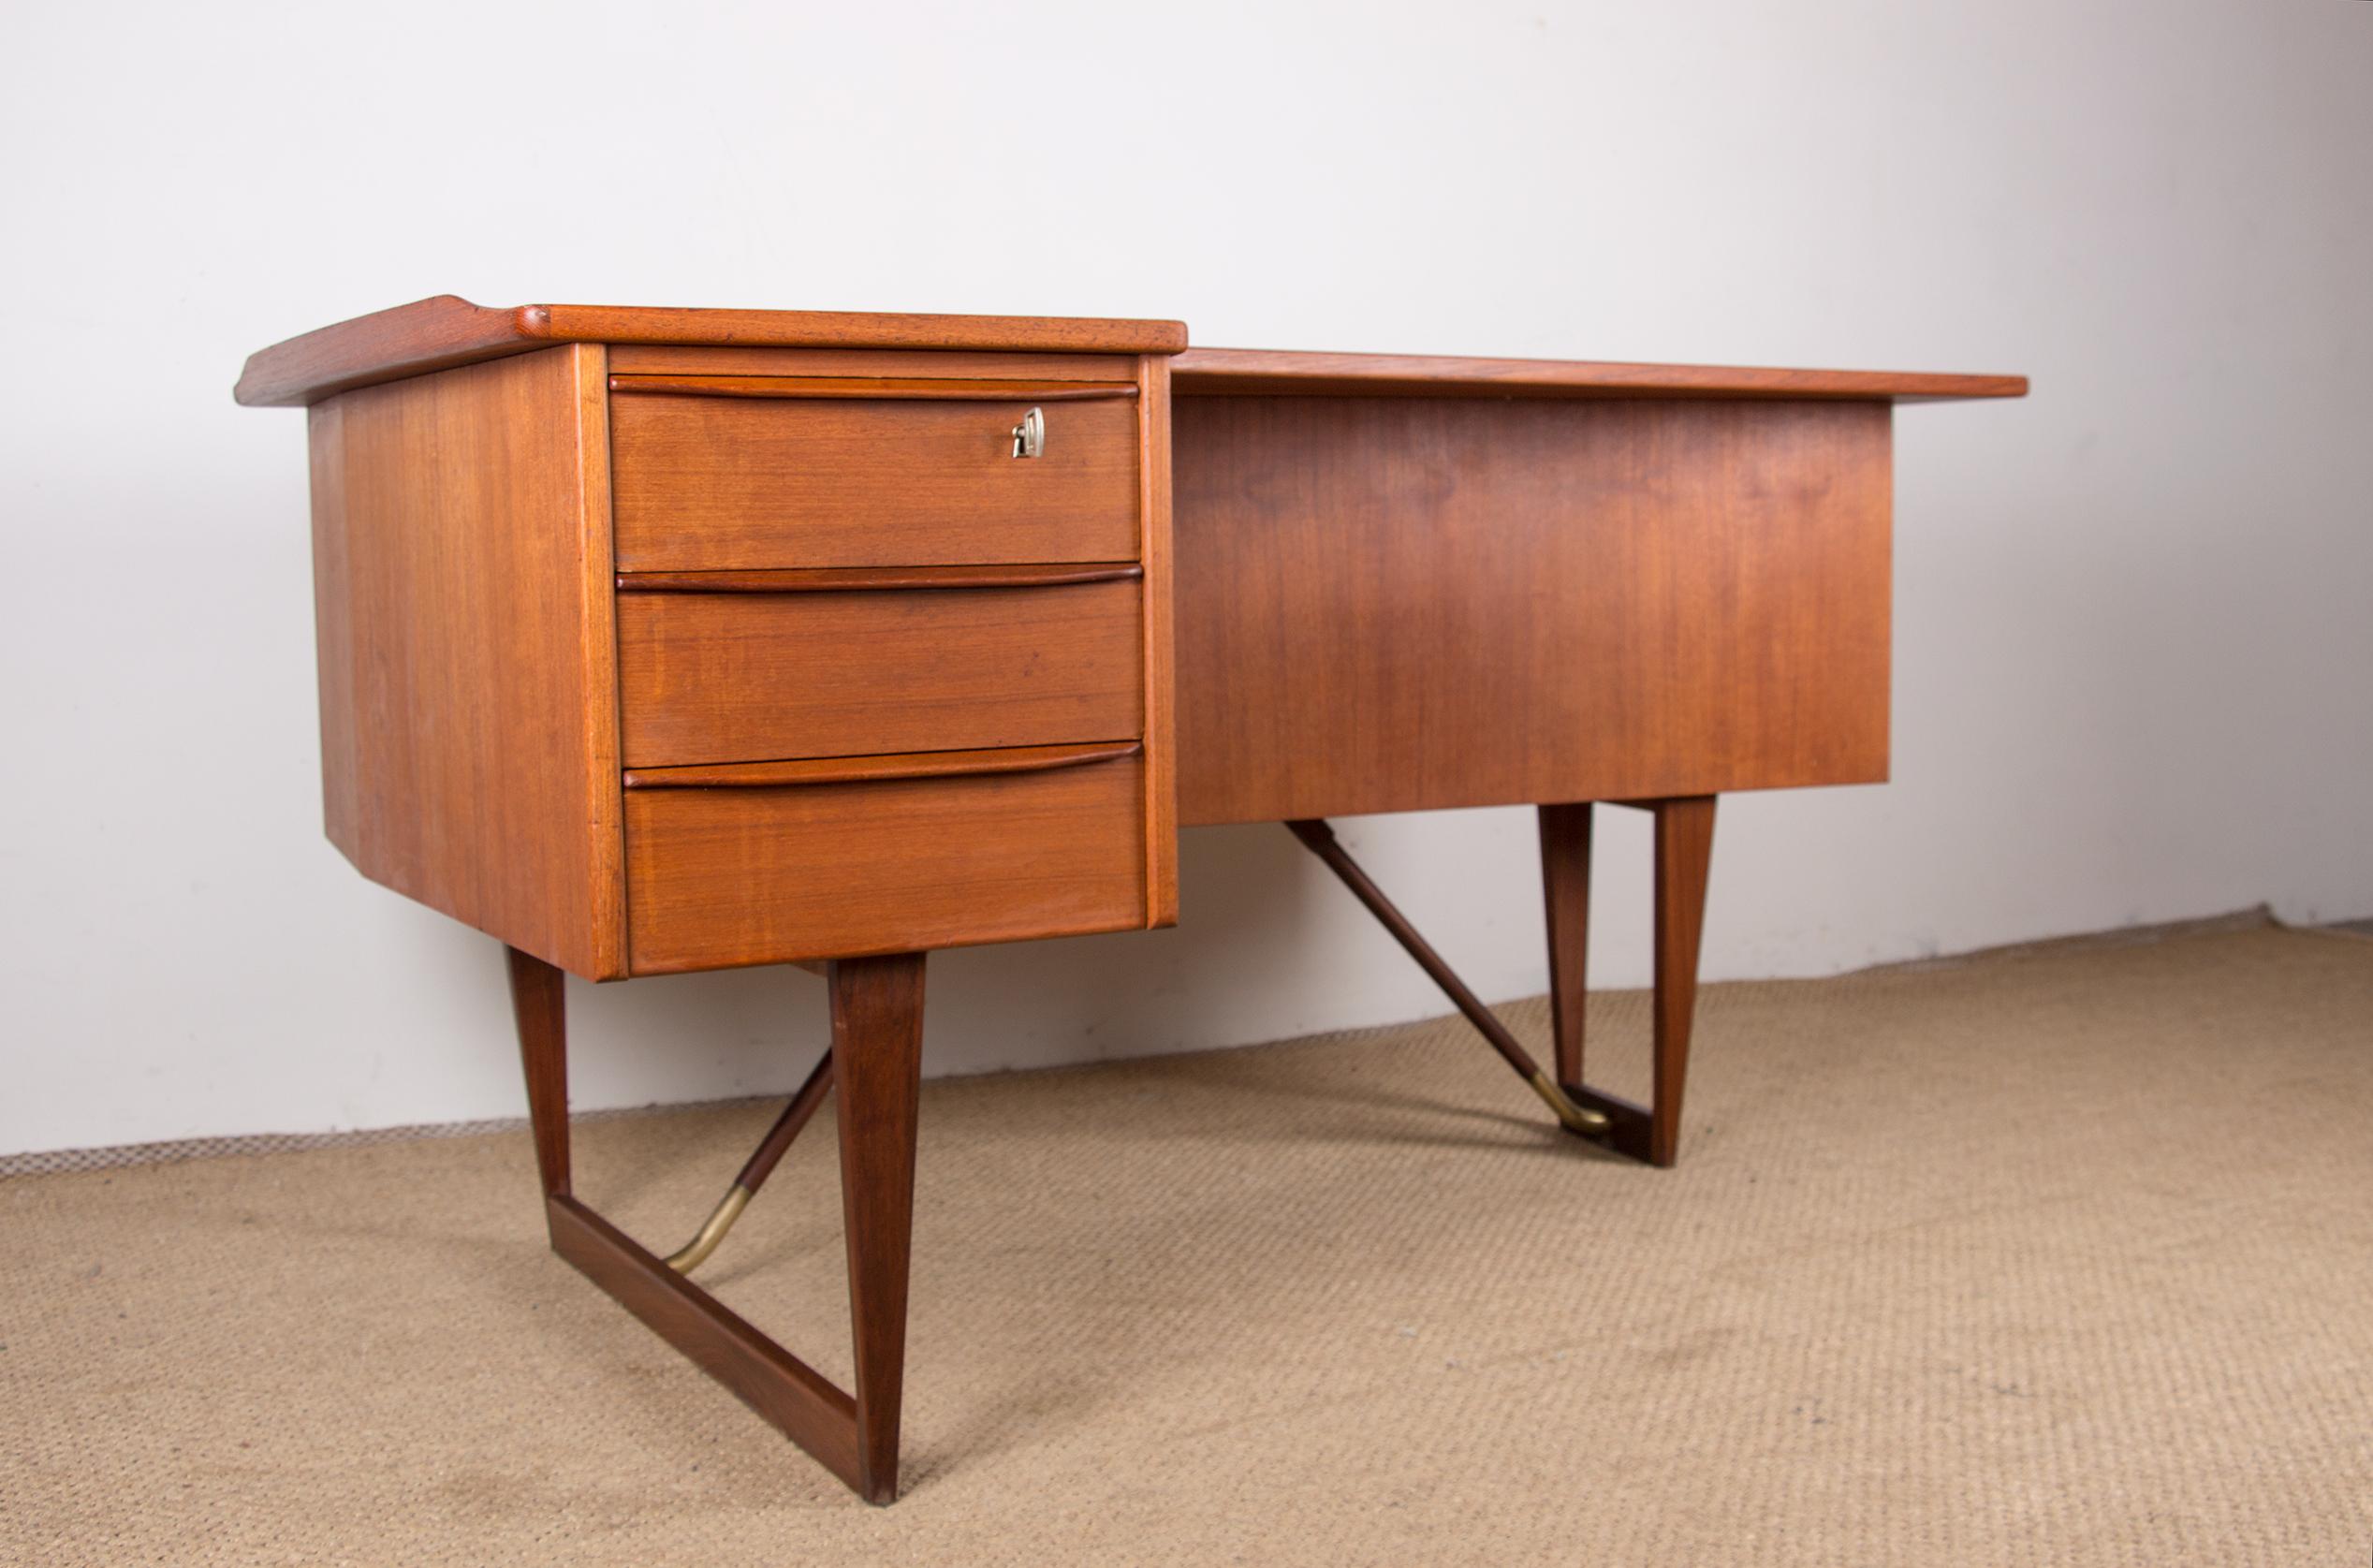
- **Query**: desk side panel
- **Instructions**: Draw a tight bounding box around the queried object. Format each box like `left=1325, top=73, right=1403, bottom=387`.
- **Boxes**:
left=1172, top=396, right=1891, bottom=825
left=1137, top=353, right=1179, bottom=925
left=308, top=344, right=627, bottom=977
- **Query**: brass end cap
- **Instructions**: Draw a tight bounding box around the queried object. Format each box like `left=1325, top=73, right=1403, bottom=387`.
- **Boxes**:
left=1528, top=1070, right=1611, bottom=1136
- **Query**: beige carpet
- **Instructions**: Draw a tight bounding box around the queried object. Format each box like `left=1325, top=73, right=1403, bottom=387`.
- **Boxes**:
left=5, top=923, right=2369, bottom=1566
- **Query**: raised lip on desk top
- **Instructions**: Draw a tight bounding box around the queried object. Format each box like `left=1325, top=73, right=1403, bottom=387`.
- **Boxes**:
left=1171, top=347, right=2027, bottom=403
left=233, top=296, right=2027, bottom=409
left=232, top=296, right=1194, bottom=407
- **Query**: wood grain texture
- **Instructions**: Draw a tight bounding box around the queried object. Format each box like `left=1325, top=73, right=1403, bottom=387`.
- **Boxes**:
left=544, top=303, right=1181, bottom=356
left=545, top=1194, right=866, bottom=1491
left=308, top=344, right=625, bottom=976
left=617, top=564, right=1142, bottom=594
left=235, top=296, right=1188, bottom=406
left=1135, top=354, right=1179, bottom=927
left=828, top=953, right=929, bottom=1503
left=624, top=754, right=1147, bottom=973
left=609, top=374, right=1137, bottom=403
left=623, top=740, right=1140, bottom=791
left=1173, top=346, right=2026, bottom=403
left=1538, top=803, right=1593, bottom=1090
left=607, top=346, right=1141, bottom=382
left=1172, top=396, right=1893, bottom=825
left=618, top=578, right=1145, bottom=766
left=611, top=391, right=1141, bottom=571
left=505, top=945, right=571, bottom=1199
left=242, top=296, right=548, bottom=408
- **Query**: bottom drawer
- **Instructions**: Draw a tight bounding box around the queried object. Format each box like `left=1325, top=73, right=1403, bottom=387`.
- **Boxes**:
left=624, top=747, right=1146, bottom=974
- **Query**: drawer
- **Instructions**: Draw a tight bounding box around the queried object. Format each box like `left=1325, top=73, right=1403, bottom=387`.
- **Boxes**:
left=609, top=378, right=1142, bottom=570
left=623, top=744, right=1147, bottom=973
left=616, top=570, right=1145, bottom=767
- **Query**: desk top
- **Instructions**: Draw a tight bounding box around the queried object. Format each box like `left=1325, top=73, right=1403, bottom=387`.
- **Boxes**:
left=234, top=296, right=2027, bottom=408
left=1172, top=348, right=2025, bottom=403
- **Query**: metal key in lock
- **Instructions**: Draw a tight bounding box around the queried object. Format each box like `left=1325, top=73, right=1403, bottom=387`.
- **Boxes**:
left=1011, top=406, right=1045, bottom=459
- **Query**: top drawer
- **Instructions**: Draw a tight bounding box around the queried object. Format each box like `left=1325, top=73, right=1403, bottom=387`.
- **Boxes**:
left=609, top=377, right=1142, bottom=570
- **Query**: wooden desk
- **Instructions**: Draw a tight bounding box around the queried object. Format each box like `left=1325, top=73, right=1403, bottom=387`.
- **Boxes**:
left=236, top=299, right=2023, bottom=1502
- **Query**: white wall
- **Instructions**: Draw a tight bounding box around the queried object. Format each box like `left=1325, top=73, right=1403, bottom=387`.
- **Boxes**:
left=4, top=0, right=2367, bottom=1157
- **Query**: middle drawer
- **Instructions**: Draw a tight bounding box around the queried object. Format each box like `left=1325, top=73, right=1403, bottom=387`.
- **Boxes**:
left=617, top=572, right=1145, bottom=767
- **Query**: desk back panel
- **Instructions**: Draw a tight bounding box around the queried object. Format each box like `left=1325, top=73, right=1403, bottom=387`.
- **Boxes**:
left=1170, top=395, right=1892, bottom=825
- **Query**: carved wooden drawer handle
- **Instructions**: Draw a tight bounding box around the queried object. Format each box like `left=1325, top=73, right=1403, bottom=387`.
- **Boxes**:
left=623, top=740, right=1142, bottom=791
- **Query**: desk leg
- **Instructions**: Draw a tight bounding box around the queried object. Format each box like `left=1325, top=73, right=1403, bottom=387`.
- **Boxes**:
left=500, top=942, right=930, bottom=1504
left=1646, top=798, right=1717, bottom=1165
left=829, top=952, right=928, bottom=1503
left=1538, top=802, right=1594, bottom=1090
left=1543, top=797, right=1717, bottom=1167
left=505, top=946, right=571, bottom=1200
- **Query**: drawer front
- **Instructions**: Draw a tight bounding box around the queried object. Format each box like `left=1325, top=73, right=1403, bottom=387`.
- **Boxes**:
left=617, top=578, right=1145, bottom=767
left=610, top=389, right=1141, bottom=570
left=624, top=752, right=1146, bottom=973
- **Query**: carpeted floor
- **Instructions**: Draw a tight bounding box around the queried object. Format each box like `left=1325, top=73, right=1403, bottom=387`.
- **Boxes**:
left=4, top=922, right=2369, bottom=1566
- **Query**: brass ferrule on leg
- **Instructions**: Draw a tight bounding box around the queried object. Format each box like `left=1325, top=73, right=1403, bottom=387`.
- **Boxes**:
left=665, top=1183, right=753, bottom=1274
left=1528, top=1069, right=1610, bottom=1136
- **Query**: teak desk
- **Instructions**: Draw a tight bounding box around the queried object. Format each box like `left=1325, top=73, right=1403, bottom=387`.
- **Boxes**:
left=236, top=299, right=2024, bottom=1502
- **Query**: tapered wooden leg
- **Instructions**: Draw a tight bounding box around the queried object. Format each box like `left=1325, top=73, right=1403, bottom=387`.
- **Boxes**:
left=829, top=952, right=929, bottom=1504
left=1538, top=802, right=1594, bottom=1088
left=1648, top=797, right=1716, bottom=1167
left=1549, top=796, right=1719, bottom=1166
left=505, top=945, right=570, bottom=1199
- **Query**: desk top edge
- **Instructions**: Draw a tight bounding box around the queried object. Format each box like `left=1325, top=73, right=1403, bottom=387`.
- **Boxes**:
left=1171, top=347, right=2027, bottom=403
left=231, top=296, right=2026, bottom=408
left=232, top=296, right=1195, bottom=406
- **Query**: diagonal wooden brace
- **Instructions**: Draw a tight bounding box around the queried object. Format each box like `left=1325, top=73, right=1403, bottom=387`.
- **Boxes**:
left=1283, top=818, right=1607, bottom=1136
left=1288, top=799, right=1717, bottom=1167
left=665, top=1048, right=836, bottom=1273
